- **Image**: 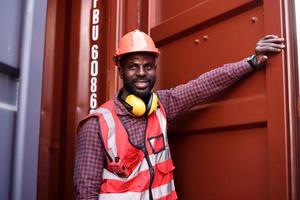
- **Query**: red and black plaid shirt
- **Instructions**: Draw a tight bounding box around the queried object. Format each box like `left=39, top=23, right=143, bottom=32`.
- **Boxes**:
left=74, top=60, right=253, bottom=199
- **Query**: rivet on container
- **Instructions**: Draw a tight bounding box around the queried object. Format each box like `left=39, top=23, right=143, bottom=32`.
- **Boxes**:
left=251, top=17, right=258, bottom=23
left=203, top=35, right=208, bottom=41
left=194, top=39, right=200, bottom=45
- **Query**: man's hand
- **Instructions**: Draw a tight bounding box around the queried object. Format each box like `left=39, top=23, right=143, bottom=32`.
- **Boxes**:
left=254, top=35, right=285, bottom=67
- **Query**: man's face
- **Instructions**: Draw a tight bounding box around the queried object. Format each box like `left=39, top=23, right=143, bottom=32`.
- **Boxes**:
left=119, top=52, right=157, bottom=99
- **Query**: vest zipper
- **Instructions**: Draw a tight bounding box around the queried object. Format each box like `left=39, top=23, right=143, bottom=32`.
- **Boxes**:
left=143, top=117, right=154, bottom=200
left=142, top=146, right=154, bottom=200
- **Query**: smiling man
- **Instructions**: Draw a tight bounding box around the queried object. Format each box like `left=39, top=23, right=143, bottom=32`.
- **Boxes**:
left=74, top=30, right=285, bottom=200
left=119, top=52, right=157, bottom=102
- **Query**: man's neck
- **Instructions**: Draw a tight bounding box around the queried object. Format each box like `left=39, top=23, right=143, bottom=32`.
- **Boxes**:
left=120, top=88, right=151, bottom=104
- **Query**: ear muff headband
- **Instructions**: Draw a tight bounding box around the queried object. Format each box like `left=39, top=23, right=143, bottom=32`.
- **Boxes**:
left=125, top=93, right=158, bottom=117
left=146, top=93, right=158, bottom=116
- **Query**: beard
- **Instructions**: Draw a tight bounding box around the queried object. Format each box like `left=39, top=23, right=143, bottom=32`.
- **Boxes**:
left=123, top=76, right=156, bottom=100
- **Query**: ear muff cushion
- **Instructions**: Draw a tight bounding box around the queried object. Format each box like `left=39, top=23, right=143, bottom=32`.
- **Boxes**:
left=147, top=93, right=158, bottom=115
left=125, top=94, right=146, bottom=117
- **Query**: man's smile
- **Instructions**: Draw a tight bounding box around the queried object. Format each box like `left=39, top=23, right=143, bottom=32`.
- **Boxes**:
left=134, top=80, right=149, bottom=89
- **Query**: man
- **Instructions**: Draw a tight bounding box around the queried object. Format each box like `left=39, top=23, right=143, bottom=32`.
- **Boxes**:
left=74, top=30, right=285, bottom=199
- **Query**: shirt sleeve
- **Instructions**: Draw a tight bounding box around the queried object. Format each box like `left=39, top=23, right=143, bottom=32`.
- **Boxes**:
left=74, top=117, right=104, bottom=200
left=157, top=59, right=253, bottom=122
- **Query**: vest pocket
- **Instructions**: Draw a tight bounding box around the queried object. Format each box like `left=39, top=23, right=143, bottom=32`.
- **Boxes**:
left=148, top=134, right=165, bottom=154
left=157, top=159, right=175, bottom=174
left=156, top=160, right=175, bottom=186
left=123, top=148, right=143, bottom=168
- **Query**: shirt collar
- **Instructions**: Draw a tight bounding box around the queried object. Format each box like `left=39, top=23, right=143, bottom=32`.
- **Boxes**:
left=113, top=90, right=132, bottom=116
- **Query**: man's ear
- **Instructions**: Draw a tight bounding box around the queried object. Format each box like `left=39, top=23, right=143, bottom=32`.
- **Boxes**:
left=118, top=66, right=124, bottom=79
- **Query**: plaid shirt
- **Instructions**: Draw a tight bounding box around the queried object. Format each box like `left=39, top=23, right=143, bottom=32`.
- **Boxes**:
left=74, top=60, right=253, bottom=199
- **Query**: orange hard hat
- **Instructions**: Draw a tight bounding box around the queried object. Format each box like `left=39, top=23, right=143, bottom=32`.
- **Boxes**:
left=114, top=29, right=160, bottom=64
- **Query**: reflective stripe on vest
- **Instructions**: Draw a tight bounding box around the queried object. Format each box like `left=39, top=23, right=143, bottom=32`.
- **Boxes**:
left=155, top=108, right=169, bottom=148
left=98, top=180, right=176, bottom=200
left=93, top=100, right=177, bottom=200
left=96, top=108, right=118, bottom=159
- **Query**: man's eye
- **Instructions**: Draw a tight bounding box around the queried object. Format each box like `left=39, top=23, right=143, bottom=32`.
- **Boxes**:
left=145, top=64, right=154, bottom=70
left=128, top=64, right=137, bottom=70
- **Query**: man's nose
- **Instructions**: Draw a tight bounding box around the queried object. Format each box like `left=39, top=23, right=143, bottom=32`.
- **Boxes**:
left=137, top=66, right=146, bottom=76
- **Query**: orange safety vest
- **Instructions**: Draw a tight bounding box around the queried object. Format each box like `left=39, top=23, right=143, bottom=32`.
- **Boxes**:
left=90, top=100, right=177, bottom=200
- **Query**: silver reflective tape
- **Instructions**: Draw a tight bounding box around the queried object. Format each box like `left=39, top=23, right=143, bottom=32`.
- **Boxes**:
left=98, top=180, right=175, bottom=200
left=155, top=109, right=168, bottom=147
left=99, top=190, right=149, bottom=200
left=97, top=108, right=118, bottom=159
left=152, top=180, right=175, bottom=199
left=102, top=149, right=171, bottom=181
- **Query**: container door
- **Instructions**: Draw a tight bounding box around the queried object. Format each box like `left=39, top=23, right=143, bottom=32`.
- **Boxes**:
left=149, top=0, right=293, bottom=199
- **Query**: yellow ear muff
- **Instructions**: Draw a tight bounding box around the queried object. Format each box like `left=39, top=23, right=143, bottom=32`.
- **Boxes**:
left=125, top=93, right=159, bottom=117
left=125, top=94, right=146, bottom=117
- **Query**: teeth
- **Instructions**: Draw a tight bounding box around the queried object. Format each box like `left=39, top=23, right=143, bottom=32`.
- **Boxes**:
left=135, top=81, right=148, bottom=89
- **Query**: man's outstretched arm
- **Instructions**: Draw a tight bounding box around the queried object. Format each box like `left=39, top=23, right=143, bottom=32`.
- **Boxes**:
left=157, top=35, right=285, bottom=121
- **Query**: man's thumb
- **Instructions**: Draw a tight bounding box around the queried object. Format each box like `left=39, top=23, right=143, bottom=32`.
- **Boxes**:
left=257, top=55, right=268, bottom=66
